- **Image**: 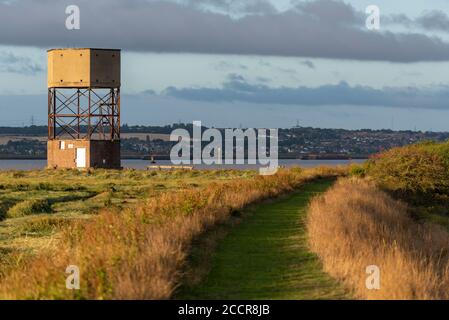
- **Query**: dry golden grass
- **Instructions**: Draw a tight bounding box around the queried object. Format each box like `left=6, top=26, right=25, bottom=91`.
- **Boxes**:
left=307, top=178, right=449, bottom=300
left=0, top=166, right=344, bottom=299
left=0, top=168, right=253, bottom=260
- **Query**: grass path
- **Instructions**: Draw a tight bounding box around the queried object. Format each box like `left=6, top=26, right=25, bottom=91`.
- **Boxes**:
left=177, top=179, right=348, bottom=300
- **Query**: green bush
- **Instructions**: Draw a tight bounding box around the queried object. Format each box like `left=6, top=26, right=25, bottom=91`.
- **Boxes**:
left=7, top=199, right=52, bottom=218
left=366, top=141, right=449, bottom=203
left=348, top=164, right=366, bottom=177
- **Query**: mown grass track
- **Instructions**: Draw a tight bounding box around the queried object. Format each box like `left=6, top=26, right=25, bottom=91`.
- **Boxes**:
left=178, top=179, right=347, bottom=300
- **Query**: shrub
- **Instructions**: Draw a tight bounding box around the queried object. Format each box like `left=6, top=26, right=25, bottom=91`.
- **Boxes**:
left=7, top=199, right=52, bottom=218
left=366, top=141, right=449, bottom=202
left=348, top=164, right=365, bottom=177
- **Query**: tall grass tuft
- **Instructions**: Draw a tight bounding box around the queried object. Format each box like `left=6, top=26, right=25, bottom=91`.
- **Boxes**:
left=307, top=178, right=449, bottom=300
left=7, top=199, right=52, bottom=218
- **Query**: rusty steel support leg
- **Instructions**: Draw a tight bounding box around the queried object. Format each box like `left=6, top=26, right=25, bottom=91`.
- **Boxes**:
left=48, top=89, right=52, bottom=139
left=110, top=88, right=114, bottom=141
left=77, top=89, right=80, bottom=139
left=53, top=89, right=57, bottom=139
left=88, top=88, right=91, bottom=139
left=117, top=88, right=121, bottom=139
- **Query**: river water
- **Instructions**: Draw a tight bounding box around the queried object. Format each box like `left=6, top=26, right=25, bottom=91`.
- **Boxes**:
left=0, top=159, right=366, bottom=171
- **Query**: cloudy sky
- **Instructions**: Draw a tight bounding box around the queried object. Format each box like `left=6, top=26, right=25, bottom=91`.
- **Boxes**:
left=1, top=0, right=449, bottom=130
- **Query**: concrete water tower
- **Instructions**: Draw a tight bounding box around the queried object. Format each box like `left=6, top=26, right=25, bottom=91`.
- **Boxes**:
left=47, top=48, right=121, bottom=169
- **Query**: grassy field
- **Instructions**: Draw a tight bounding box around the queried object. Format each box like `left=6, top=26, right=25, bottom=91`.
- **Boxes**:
left=177, top=179, right=347, bottom=300
left=0, top=139, right=430, bottom=300
left=0, top=166, right=345, bottom=299
left=0, top=168, right=255, bottom=263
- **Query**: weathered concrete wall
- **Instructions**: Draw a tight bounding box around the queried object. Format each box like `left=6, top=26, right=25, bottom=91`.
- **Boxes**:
left=47, top=140, right=120, bottom=169
left=48, top=48, right=120, bottom=88
left=47, top=140, right=90, bottom=169
left=89, top=140, right=121, bottom=168
left=90, top=50, right=121, bottom=88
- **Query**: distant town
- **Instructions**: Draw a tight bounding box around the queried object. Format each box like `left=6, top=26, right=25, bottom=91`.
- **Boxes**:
left=0, top=124, right=448, bottom=160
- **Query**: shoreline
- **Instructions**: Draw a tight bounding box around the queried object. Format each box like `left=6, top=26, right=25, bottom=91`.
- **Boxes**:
left=0, top=156, right=369, bottom=161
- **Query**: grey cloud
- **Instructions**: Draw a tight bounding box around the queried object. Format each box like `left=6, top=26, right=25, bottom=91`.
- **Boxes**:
left=417, top=11, right=449, bottom=31
left=387, top=10, right=449, bottom=32
left=300, top=60, right=315, bottom=69
left=227, top=73, right=246, bottom=82
left=256, top=76, right=271, bottom=83
left=0, top=52, right=43, bottom=74
left=214, top=61, right=248, bottom=71
left=162, top=77, right=449, bottom=109
left=384, top=14, right=413, bottom=27
left=294, top=0, right=363, bottom=26
left=259, top=61, right=272, bottom=67
left=1, top=0, right=449, bottom=62
left=277, top=67, right=297, bottom=75
left=142, top=89, right=157, bottom=95
left=187, top=0, right=277, bottom=15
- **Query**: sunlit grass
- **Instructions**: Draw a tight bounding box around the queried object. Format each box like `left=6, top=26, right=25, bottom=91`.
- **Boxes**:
left=0, top=166, right=346, bottom=299
left=308, top=178, right=449, bottom=300
left=0, top=168, right=255, bottom=257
